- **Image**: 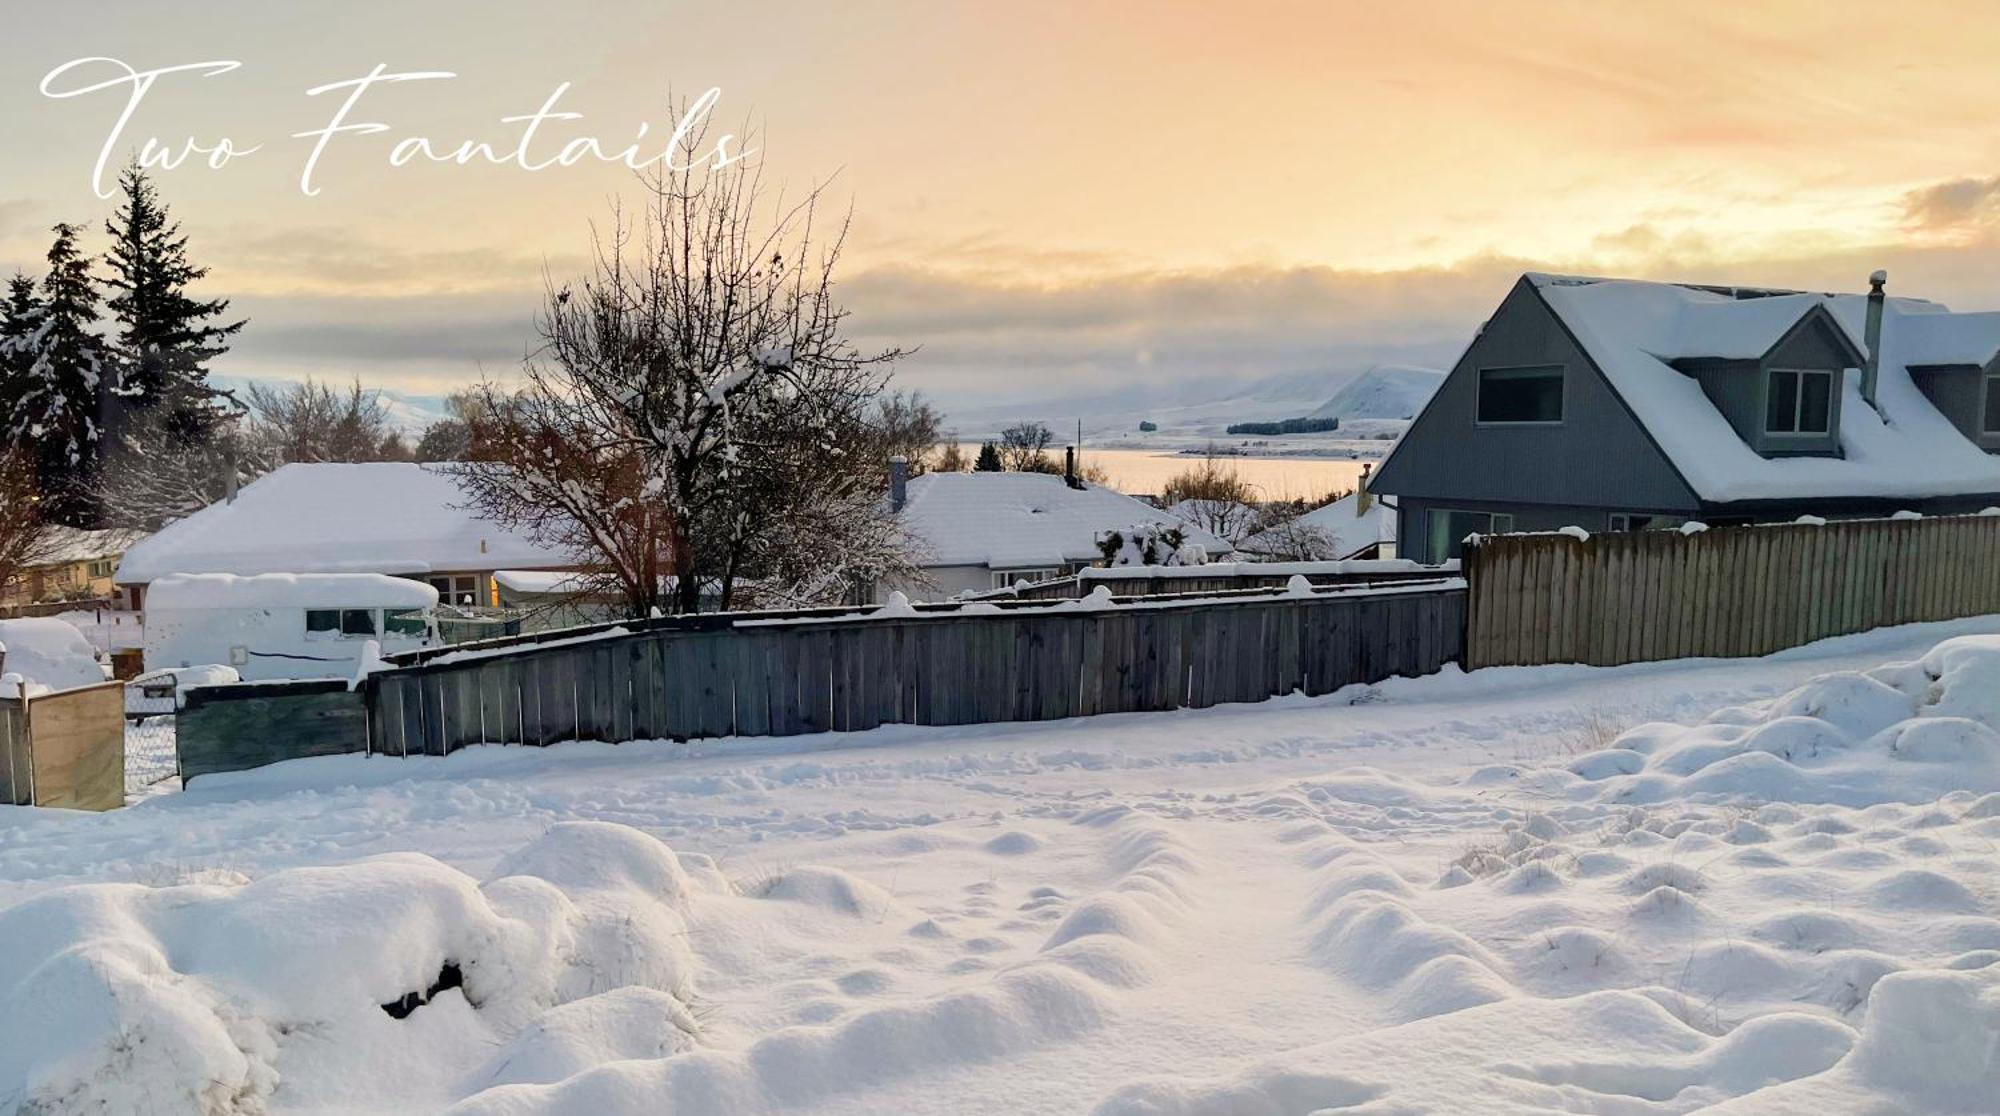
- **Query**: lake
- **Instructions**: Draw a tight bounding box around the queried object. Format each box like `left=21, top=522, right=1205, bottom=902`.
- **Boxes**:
left=952, top=445, right=1374, bottom=500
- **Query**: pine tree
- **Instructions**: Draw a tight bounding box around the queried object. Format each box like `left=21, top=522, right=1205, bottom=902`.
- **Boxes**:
left=102, top=165, right=243, bottom=441
left=0, top=273, right=41, bottom=414
left=974, top=441, right=1003, bottom=471
left=10, top=224, right=113, bottom=524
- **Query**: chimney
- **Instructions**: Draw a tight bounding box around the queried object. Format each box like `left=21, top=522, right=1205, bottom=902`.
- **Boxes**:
left=889, top=455, right=908, bottom=512
left=1861, top=269, right=1887, bottom=408
left=1064, top=446, right=1082, bottom=489
left=1356, top=463, right=1374, bottom=516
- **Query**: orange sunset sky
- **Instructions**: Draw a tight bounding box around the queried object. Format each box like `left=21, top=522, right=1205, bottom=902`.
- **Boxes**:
left=4, top=0, right=2000, bottom=407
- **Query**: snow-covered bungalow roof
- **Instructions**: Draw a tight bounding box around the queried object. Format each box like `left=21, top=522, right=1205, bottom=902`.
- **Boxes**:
left=897, top=472, right=1230, bottom=568
left=116, top=463, right=573, bottom=585
left=1528, top=273, right=2000, bottom=503
left=1239, top=491, right=1392, bottom=560
left=29, top=525, right=147, bottom=566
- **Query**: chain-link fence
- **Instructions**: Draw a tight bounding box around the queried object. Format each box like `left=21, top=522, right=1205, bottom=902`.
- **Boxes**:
left=125, top=715, right=178, bottom=791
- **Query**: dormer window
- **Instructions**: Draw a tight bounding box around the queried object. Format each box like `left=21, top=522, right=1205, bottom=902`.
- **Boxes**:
left=1764, top=369, right=1833, bottom=436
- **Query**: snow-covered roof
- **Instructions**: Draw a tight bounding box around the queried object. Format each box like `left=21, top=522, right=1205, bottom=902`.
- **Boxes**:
left=1529, top=274, right=2000, bottom=503
left=145, top=572, right=439, bottom=611
left=1239, top=491, right=1393, bottom=560
left=897, top=472, right=1229, bottom=568
left=116, top=463, right=573, bottom=584
left=29, top=526, right=146, bottom=567
left=494, top=569, right=590, bottom=595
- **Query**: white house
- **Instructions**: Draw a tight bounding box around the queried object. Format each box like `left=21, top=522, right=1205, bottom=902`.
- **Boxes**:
left=880, top=470, right=1229, bottom=601
left=115, top=462, right=576, bottom=610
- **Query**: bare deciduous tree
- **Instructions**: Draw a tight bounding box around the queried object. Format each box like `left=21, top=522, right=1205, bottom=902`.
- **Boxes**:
left=0, top=448, right=50, bottom=600
left=453, top=122, right=917, bottom=615
left=245, top=377, right=399, bottom=464
left=998, top=421, right=1054, bottom=472
left=94, top=411, right=269, bottom=529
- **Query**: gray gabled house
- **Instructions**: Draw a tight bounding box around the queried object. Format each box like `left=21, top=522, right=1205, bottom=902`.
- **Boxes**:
left=1373, top=272, right=2000, bottom=562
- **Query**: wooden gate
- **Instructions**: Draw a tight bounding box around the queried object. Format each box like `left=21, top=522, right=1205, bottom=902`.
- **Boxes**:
left=0, top=681, right=125, bottom=810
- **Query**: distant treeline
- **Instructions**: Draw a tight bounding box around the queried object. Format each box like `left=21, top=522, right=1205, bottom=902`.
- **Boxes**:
left=1225, top=416, right=1340, bottom=436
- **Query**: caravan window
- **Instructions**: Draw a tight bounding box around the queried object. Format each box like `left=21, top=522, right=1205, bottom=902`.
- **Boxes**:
left=383, top=608, right=427, bottom=637
left=306, top=608, right=379, bottom=639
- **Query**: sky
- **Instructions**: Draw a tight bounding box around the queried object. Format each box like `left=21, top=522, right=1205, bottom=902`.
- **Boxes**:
left=5, top=0, right=2000, bottom=415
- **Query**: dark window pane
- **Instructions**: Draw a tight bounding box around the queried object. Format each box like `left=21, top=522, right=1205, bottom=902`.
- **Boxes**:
left=1766, top=370, right=1799, bottom=433
left=1431, top=510, right=1497, bottom=561
left=1798, top=372, right=1831, bottom=434
left=306, top=609, right=339, bottom=633
left=1477, top=366, right=1564, bottom=423
left=1984, top=378, right=2000, bottom=434
left=340, top=609, right=377, bottom=636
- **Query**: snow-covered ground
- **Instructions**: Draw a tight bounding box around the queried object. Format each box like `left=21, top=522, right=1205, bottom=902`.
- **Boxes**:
left=4, top=618, right=2000, bottom=1113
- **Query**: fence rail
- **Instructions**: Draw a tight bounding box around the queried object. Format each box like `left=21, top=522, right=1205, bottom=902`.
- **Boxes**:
left=974, top=560, right=1456, bottom=602
left=367, top=581, right=1466, bottom=759
left=1463, top=514, right=2000, bottom=668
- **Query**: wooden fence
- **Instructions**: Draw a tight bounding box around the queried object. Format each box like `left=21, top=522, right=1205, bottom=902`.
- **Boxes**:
left=365, top=581, right=1466, bottom=759
left=0, top=681, right=124, bottom=810
left=177, top=679, right=370, bottom=782
left=1464, top=514, right=2000, bottom=668
left=979, top=560, right=1457, bottom=602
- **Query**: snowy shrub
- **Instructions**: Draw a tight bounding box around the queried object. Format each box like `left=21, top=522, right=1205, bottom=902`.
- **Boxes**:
left=1096, top=523, right=1195, bottom=567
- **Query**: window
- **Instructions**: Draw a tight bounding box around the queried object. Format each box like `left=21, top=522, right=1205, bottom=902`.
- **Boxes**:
left=383, top=608, right=428, bottom=637
left=1983, top=373, right=2000, bottom=436
left=1426, top=509, right=1513, bottom=563
left=1765, top=369, right=1833, bottom=435
left=306, top=608, right=378, bottom=639
left=1608, top=514, right=1655, bottom=532
left=991, top=568, right=1059, bottom=590
left=87, top=559, right=113, bottom=578
left=1476, top=365, right=1564, bottom=424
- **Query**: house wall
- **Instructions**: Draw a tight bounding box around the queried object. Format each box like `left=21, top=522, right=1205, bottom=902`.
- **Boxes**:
left=3, top=557, right=123, bottom=608
left=1370, top=278, right=1701, bottom=516
left=880, top=564, right=999, bottom=603
left=1396, top=498, right=1689, bottom=564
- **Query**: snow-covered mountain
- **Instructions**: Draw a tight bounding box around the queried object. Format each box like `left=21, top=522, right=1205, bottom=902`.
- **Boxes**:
left=948, top=366, right=1376, bottom=440
left=1306, top=364, right=1446, bottom=422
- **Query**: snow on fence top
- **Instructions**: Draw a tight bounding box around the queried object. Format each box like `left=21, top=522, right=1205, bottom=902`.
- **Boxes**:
left=388, top=574, right=1466, bottom=668
left=894, top=471, right=1229, bottom=568
left=146, top=572, right=439, bottom=611
left=1530, top=273, right=2000, bottom=503
left=115, top=463, right=572, bottom=584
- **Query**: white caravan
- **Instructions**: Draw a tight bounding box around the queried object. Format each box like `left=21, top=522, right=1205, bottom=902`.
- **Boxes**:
left=144, top=573, right=439, bottom=682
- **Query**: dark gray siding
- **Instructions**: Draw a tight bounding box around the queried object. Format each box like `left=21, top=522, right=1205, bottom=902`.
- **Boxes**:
left=1396, top=497, right=1686, bottom=563
left=1373, top=278, right=1699, bottom=516
left=1911, top=364, right=2000, bottom=453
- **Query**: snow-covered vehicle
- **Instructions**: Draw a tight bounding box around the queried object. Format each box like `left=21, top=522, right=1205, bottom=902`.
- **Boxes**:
left=142, top=573, right=439, bottom=682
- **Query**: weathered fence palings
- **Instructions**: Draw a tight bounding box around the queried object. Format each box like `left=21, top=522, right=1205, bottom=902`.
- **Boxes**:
left=0, top=682, right=124, bottom=810
left=366, top=584, right=1467, bottom=756
left=178, top=678, right=369, bottom=781
left=1463, top=514, right=2000, bottom=669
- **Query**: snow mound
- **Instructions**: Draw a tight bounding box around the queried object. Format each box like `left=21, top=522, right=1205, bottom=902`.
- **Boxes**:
left=0, top=823, right=701, bottom=1114
left=1567, top=635, right=2000, bottom=806
left=0, top=617, right=104, bottom=694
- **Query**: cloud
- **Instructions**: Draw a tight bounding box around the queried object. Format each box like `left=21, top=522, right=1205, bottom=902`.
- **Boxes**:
left=1901, top=175, right=2000, bottom=231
